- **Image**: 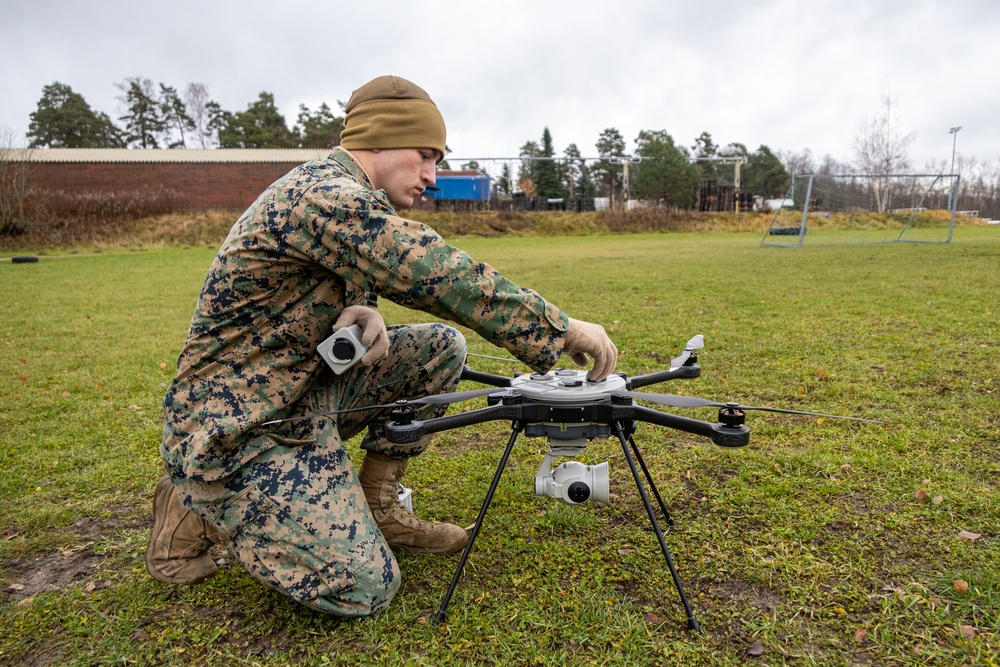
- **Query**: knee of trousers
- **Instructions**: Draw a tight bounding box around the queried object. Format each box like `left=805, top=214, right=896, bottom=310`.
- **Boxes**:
left=232, top=528, right=402, bottom=618
left=416, top=323, right=466, bottom=392
left=215, top=484, right=402, bottom=617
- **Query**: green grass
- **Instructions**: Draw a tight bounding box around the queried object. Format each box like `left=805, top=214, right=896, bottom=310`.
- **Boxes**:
left=1, top=229, right=998, bottom=665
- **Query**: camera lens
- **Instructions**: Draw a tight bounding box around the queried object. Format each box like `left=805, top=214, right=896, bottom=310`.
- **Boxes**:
left=331, top=338, right=356, bottom=361
left=567, top=481, right=591, bottom=503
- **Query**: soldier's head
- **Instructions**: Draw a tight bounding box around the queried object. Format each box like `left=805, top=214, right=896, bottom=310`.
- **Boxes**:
left=341, top=75, right=446, bottom=208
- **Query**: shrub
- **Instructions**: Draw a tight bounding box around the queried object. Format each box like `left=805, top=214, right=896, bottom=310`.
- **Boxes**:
left=2, top=187, right=181, bottom=247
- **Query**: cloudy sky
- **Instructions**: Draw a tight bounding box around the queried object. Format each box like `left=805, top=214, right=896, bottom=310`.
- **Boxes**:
left=2, top=0, right=997, bottom=173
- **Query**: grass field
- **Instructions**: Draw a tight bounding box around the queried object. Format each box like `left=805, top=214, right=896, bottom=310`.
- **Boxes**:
left=1, top=227, right=998, bottom=665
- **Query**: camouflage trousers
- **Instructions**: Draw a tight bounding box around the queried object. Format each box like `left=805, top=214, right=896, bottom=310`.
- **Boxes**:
left=174, top=323, right=466, bottom=617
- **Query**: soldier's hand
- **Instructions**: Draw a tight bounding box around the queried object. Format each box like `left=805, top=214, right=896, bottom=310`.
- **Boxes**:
left=563, top=318, right=618, bottom=382
left=333, top=306, right=390, bottom=365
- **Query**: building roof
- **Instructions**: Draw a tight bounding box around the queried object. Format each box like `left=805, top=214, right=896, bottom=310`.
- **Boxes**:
left=437, top=170, right=483, bottom=177
left=4, top=148, right=333, bottom=163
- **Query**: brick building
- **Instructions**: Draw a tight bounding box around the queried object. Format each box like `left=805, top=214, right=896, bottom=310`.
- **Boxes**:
left=7, top=148, right=331, bottom=210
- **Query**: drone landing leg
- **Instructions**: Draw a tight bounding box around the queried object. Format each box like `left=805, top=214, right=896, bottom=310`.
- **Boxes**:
left=613, top=422, right=701, bottom=632
left=435, top=422, right=524, bottom=624
left=627, top=435, right=674, bottom=526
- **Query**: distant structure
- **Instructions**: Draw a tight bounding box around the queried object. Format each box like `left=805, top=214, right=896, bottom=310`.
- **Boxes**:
left=7, top=149, right=753, bottom=214
left=695, top=180, right=754, bottom=213
left=7, top=148, right=329, bottom=210
left=430, top=170, right=492, bottom=202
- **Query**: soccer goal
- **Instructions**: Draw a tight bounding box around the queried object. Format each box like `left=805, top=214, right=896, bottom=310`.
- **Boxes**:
left=761, top=173, right=959, bottom=247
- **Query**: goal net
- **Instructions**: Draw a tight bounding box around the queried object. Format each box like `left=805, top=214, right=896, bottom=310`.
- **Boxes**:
left=761, top=173, right=959, bottom=247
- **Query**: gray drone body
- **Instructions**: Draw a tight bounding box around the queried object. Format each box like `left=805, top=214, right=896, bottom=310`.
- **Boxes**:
left=511, top=369, right=622, bottom=505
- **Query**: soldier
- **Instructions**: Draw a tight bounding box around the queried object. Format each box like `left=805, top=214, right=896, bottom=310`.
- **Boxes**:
left=145, top=75, right=617, bottom=616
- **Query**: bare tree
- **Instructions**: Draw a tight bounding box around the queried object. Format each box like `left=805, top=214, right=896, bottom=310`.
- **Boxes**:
left=184, top=82, right=213, bottom=148
left=0, top=125, right=33, bottom=237
left=854, top=93, right=915, bottom=212
left=777, top=148, right=815, bottom=179
left=941, top=154, right=1000, bottom=218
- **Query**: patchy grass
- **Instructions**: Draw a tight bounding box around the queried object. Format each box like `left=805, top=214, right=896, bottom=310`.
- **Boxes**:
left=1, top=228, right=998, bottom=665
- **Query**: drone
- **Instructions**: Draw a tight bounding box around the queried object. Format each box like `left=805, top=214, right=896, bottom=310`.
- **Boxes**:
left=269, top=334, right=880, bottom=631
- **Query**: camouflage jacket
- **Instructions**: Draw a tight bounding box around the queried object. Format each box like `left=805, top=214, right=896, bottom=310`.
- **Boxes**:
left=162, top=148, right=569, bottom=482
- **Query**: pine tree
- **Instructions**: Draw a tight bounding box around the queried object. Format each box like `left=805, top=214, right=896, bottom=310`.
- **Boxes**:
left=296, top=103, right=344, bottom=149
left=563, top=143, right=583, bottom=198
left=497, top=163, right=512, bottom=196
left=118, top=77, right=168, bottom=148
left=27, top=82, right=123, bottom=148
left=632, top=130, right=700, bottom=208
left=594, top=128, right=626, bottom=203
left=159, top=84, right=195, bottom=148
left=534, top=127, right=563, bottom=198
left=744, top=145, right=790, bottom=199
left=692, top=130, right=720, bottom=180
left=218, top=92, right=298, bottom=148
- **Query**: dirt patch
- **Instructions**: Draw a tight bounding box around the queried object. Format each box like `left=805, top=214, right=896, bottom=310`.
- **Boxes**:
left=707, top=577, right=786, bottom=612
left=70, top=503, right=146, bottom=538
left=2, top=547, right=104, bottom=598
left=13, top=639, right=63, bottom=667
left=1, top=503, right=148, bottom=600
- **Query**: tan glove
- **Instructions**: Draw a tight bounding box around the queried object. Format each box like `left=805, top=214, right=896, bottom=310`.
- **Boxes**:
left=564, top=318, right=618, bottom=382
left=332, top=305, right=390, bottom=366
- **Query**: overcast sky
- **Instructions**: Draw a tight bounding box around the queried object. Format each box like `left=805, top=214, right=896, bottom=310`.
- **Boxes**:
left=2, top=0, right=997, bottom=173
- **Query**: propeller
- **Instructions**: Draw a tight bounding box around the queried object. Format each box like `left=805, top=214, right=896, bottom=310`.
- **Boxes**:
left=669, top=334, right=704, bottom=369
left=261, top=387, right=504, bottom=427
left=622, top=391, right=883, bottom=424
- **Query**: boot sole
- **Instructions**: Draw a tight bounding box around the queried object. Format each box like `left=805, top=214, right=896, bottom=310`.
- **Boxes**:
left=388, top=535, right=469, bottom=555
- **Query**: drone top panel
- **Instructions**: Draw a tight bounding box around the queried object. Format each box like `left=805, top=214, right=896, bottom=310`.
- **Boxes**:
left=510, top=368, right=626, bottom=402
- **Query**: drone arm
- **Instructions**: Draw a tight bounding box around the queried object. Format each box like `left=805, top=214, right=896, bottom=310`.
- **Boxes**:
left=626, top=364, right=701, bottom=390
left=460, top=365, right=512, bottom=388
left=627, top=405, right=750, bottom=448
left=385, top=403, right=522, bottom=444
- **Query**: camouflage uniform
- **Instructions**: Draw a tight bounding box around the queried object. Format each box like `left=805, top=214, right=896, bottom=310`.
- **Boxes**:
left=161, top=148, right=569, bottom=615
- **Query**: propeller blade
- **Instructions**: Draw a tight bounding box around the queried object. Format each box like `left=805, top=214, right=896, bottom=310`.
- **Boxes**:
left=261, top=388, right=503, bottom=427
left=723, top=405, right=883, bottom=424
left=622, top=391, right=883, bottom=424
left=625, top=391, right=719, bottom=408
left=668, top=334, right=704, bottom=369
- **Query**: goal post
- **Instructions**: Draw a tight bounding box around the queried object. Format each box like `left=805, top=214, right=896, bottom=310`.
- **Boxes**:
left=761, top=173, right=959, bottom=247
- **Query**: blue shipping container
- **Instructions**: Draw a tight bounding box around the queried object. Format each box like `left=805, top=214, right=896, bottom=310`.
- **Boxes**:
left=429, top=174, right=491, bottom=201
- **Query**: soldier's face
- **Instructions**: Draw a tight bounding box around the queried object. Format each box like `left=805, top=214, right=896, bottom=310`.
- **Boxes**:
left=367, top=148, right=439, bottom=208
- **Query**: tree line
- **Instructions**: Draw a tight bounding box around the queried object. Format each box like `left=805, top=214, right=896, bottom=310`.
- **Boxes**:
left=22, top=79, right=791, bottom=203
left=20, top=81, right=1000, bottom=215
left=26, top=79, right=343, bottom=150
left=486, top=126, right=790, bottom=203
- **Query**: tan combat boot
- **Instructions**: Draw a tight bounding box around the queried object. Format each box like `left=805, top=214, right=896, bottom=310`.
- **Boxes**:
left=145, top=475, right=228, bottom=585
left=359, top=451, right=468, bottom=554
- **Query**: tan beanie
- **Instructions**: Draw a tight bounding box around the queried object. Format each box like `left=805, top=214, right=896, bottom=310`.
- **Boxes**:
left=340, top=75, right=446, bottom=160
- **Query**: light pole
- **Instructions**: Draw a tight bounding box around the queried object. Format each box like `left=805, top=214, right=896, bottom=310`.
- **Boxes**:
left=948, top=126, right=962, bottom=211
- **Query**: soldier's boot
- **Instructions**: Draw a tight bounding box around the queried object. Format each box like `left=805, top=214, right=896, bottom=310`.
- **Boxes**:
left=359, top=451, right=468, bottom=554
left=145, top=475, right=229, bottom=585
